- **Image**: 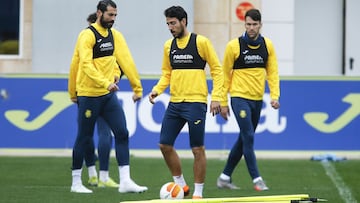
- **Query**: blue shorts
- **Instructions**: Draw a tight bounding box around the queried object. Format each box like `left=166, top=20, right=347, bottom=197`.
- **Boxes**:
left=160, top=102, right=207, bottom=148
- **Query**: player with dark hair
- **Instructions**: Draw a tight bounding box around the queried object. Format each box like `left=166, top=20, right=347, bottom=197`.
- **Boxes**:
left=69, top=0, right=147, bottom=193
left=149, top=5, right=224, bottom=199
left=217, top=8, right=280, bottom=191
left=69, top=11, right=119, bottom=189
left=87, top=12, right=97, bottom=24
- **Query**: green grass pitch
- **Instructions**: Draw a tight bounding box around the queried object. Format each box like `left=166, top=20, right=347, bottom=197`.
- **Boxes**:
left=0, top=156, right=359, bottom=203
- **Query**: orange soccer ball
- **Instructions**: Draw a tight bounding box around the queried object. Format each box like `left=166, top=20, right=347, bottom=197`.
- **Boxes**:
left=159, top=182, right=184, bottom=199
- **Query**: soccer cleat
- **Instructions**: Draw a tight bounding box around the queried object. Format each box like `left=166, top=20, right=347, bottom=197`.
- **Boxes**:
left=254, top=179, right=269, bottom=191
left=70, top=184, right=93, bottom=193
left=98, top=178, right=119, bottom=188
left=192, top=196, right=202, bottom=199
left=183, top=185, right=190, bottom=196
left=88, top=176, right=98, bottom=186
left=217, top=177, right=240, bottom=189
left=118, top=179, right=148, bottom=193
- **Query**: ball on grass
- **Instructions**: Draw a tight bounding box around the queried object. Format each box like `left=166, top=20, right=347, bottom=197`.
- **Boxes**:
left=159, top=182, right=184, bottom=200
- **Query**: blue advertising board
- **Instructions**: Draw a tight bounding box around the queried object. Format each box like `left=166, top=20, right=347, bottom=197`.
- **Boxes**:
left=0, top=76, right=359, bottom=150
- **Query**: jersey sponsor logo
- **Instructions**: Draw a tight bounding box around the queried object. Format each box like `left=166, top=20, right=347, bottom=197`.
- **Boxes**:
left=99, top=42, right=113, bottom=51
left=173, top=54, right=193, bottom=60
left=173, top=54, right=194, bottom=64
left=244, top=55, right=264, bottom=64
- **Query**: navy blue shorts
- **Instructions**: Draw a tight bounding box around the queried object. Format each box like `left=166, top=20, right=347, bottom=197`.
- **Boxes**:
left=160, top=102, right=207, bottom=148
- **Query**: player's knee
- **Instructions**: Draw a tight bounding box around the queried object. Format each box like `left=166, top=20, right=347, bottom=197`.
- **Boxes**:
left=191, top=146, right=205, bottom=157
left=159, top=143, right=173, bottom=153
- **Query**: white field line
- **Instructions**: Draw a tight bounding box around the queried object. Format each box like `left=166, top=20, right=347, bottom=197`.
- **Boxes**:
left=321, top=161, right=358, bottom=203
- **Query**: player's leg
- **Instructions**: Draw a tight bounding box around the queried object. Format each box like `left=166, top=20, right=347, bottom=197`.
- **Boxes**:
left=159, top=102, right=188, bottom=195
left=250, top=100, right=269, bottom=191
left=97, top=117, right=112, bottom=171
left=229, top=98, right=268, bottom=190
left=96, top=117, right=118, bottom=188
left=186, top=102, right=207, bottom=198
left=217, top=133, right=242, bottom=190
left=84, top=145, right=98, bottom=187
left=217, top=97, right=248, bottom=190
left=74, top=102, right=98, bottom=187
left=102, top=92, right=147, bottom=193
left=231, top=98, right=259, bottom=179
left=71, top=96, right=101, bottom=193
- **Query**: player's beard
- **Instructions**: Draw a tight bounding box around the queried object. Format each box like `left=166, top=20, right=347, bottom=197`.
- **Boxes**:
left=247, top=30, right=259, bottom=40
left=100, top=15, right=114, bottom=29
left=173, top=24, right=185, bottom=38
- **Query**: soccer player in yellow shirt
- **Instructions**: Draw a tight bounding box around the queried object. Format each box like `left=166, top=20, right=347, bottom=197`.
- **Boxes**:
left=69, top=0, right=147, bottom=194
left=217, top=8, right=280, bottom=191
left=149, top=6, right=224, bottom=199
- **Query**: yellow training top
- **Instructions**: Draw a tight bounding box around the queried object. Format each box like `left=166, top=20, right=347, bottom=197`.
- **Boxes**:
left=152, top=33, right=224, bottom=104
left=68, top=23, right=142, bottom=98
left=222, top=37, right=280, bottom=105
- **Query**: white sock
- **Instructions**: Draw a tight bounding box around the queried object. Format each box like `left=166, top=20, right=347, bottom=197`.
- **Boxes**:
left=88, top=165, right=97, bottom=178
left=119, top=165, right=130, bottom=183
left=193, top=183, right=204, bottom=197
left=173, top=174, right=187, bottom=187
left=220, top=173, right=230, bottom=181
left=253, top=176, right=263, bottom=183
left=72, top=169, right=82, bottom=186
left=99, top=170, right=109, bottom=182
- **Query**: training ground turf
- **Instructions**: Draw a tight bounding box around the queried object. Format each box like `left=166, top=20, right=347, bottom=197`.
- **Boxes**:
left=0, top=150, right=359, bottom=203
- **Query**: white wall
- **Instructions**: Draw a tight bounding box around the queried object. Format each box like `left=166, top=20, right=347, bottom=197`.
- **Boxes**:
left=294, top=0, right=343, bottom=76
left=32, top=0, right=95, bottom=73
left=345, top=0, right=360, bottom=75
left=31, top=0, right=357, bottom=76
left=261, top=0, right=346, bottom=76
left=115, top=0, right=193, bottom=75
left=32, top=0, right=193, bottom=74
left=261, top=0, right=295, bottom=75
